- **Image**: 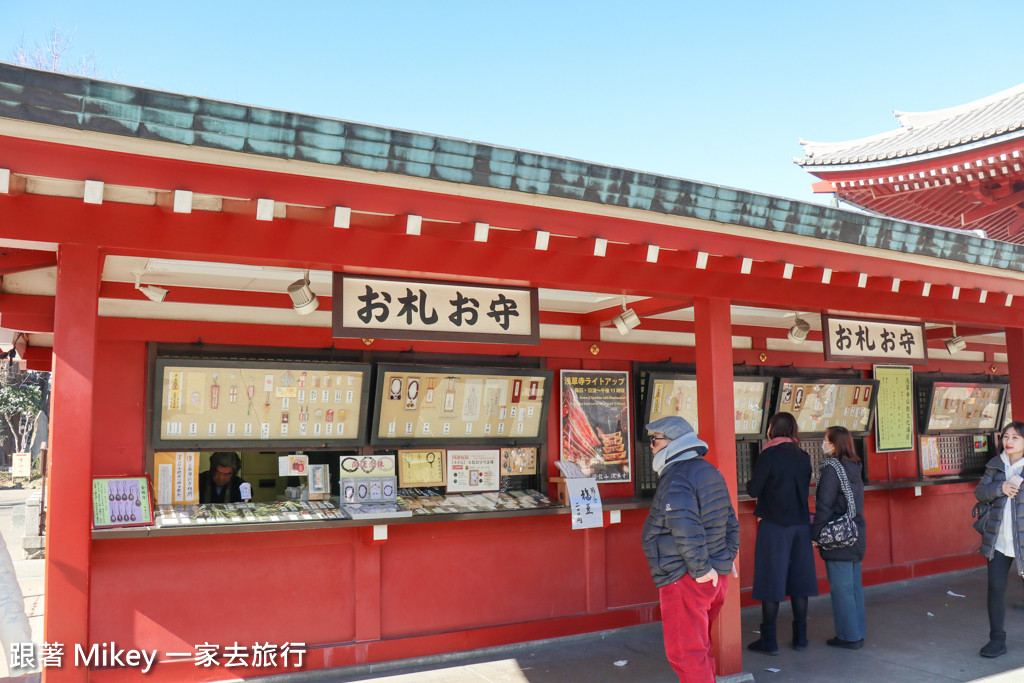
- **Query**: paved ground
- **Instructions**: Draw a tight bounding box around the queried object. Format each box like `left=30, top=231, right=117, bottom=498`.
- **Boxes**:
left=253, top=568, right=1024, bottom=683
left=0, top=487, right=44, bottom=681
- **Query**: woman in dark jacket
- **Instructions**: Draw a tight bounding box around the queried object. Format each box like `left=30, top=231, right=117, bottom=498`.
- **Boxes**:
left=974, top=420, right=1024, bottom=658
left=746, top=412, right=818, bottom=654
left=811, top=426, right=866, bottom=649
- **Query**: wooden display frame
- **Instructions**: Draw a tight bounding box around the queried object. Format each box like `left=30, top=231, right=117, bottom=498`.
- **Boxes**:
left=397, top=449, right=447, bottom=487
left=92, top=476, right=154, bottom=529
left=371, top=364, right=552, bottom=446
left=643, top=373, right=771, bottom=439
left=151, top=357, right=371, bottom=449
left=917, top=381, right=1007, bottom=435
left=774, top=377, right=880, bottom=437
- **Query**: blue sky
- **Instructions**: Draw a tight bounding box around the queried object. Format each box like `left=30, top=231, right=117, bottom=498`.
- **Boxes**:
left=3, top=1, right=1024, bottom=205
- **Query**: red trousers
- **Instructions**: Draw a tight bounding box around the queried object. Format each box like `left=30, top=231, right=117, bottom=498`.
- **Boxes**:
left=658, top=573, right=729, bottom=683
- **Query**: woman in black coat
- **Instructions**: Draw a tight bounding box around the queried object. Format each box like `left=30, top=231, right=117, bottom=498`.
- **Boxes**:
left=746, top=412, right=818, bottom=654
left=811, top=426, right=866, bottom=650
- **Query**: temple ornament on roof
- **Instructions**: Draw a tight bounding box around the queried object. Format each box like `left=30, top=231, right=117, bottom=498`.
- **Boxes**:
left=795, top=83, right=1024, bottom=244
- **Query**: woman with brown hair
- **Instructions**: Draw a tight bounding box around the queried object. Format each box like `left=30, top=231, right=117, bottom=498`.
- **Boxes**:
left=746, top=412, right=818, bottom=654
left=974, top=420, right=1024, bottom=658
left=811, top=425, right=866, bottom=649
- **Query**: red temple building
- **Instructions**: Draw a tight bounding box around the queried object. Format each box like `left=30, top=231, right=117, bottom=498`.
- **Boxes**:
left=797, top=83, right=1024, bottom=244
left=1, top=64, right=1023, bottom=681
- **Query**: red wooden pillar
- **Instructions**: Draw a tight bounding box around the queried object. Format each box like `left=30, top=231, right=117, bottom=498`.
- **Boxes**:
left=693, top=296, right=742, bottom=676
left=44, top=244, right=102, bottom=683
left=1006, top=327, right=1024, bottom=424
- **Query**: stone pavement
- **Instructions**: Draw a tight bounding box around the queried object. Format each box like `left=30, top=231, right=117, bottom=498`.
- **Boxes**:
left=0, top=487, right=44, bottom=682
left=251, top=567, right=1024, bottom=683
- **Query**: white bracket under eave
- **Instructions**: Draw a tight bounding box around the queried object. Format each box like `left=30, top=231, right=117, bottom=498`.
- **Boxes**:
left=0, top=168, right=9, bottom=194
left=173, top=190, right=193, bottom=214
left=474, top=222, right=489, bottom=242
left=334, top=206, right=351, bottom=228
left=406, top=215, right=422, bottom=235
left=83, top=180, right=104, bottom=205
left=593, top=238, right=608, bottom=257
left=534, top=230, right=550, bottom=250
left=256, top=198, right=275, bottom=222
left=646, top=245, right=659, bottom=263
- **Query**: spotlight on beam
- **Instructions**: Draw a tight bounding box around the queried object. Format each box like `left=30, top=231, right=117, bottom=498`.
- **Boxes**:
left=787, top=315, right=811, bottom=344
left=945, top=324, right=966, bottom=355
left=133, top=272, right=169, bottom=303
left=612, top=297, right=641, bottom=336
left=288, top=270, right=319, bottom=315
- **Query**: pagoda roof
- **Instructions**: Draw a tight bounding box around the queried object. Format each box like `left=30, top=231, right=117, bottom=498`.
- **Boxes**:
left=797, top=83, right=1024, bottom=169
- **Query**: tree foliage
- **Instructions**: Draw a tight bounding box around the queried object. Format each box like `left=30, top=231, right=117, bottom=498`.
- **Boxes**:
left=0, top=360, right=48, bottom=456
left=11, top=23, right=99, bottom=77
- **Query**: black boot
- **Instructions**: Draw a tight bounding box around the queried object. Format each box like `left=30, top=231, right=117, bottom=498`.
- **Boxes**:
left=980, top=631, right=1006, bottom=658
left=793, top=620, right=808, bottom=651
left=747, top=623, right=779, bottom=655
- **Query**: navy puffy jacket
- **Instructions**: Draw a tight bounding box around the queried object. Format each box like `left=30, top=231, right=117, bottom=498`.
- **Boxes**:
left=642, top=457, right=740, bottom=588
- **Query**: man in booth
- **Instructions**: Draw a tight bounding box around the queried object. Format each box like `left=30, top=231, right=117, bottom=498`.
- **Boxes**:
left=199, top=451, right=251, bottom=504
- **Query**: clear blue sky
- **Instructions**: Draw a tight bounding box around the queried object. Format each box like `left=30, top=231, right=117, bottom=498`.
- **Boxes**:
left=4, top=1, right=1024, bottom=205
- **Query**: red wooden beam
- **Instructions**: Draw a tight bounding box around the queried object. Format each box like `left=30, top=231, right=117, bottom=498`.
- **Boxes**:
left=0, top=248, right=57, bottom=275
left=2, top=138, right=1020, bottom=294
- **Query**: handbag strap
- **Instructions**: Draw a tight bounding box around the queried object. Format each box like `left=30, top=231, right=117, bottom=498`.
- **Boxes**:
left=824, top=458, right=857, bottom=517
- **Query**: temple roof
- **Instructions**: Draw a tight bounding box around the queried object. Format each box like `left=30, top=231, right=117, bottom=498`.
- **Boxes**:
left=797, top=83, right=1024, bottom=168
left=2, top=62, right=1023, bottom=270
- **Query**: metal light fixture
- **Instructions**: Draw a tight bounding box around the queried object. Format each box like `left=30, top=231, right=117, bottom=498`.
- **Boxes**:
left=945, top=324, right=966, bottom=355
left=611, top=297, right=640, bottom=335
left=133, top=273, right=168, bottom=303
left=288, top=270, right=319, bottom=315
left=787, top=315, right=811, bottom=343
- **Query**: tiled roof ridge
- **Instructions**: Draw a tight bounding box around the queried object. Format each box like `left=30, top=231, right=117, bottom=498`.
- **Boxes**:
left=2, top=62, right=1024, bottom=271
left=894, top=81, right=1024, bottom=129
left=797, top=82, right=1024, bottom=167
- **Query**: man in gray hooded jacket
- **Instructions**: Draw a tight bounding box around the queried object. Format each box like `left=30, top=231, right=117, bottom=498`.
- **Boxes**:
left=642, top=416, right=739, bottom=682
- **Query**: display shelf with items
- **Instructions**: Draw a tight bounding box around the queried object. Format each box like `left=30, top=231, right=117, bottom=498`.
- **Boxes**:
left=371, top=364, right=553, bottom=446
left=153, top=500, right=347, bottom=527
left=915, top=381, right=1008, bottom=435
left=775, top=377, right=879, bottom=436
left=395, top=488, right=555, bottom=516
left=152, top=357, right=372, bottom=449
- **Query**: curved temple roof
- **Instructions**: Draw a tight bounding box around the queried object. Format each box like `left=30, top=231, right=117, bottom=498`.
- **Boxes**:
left=796, top=83, right=1024, bottom=168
